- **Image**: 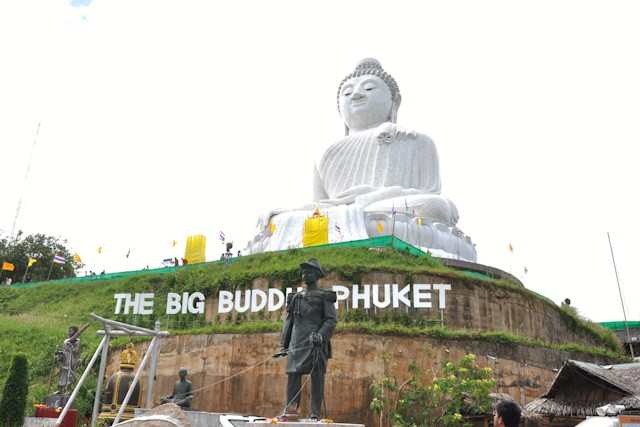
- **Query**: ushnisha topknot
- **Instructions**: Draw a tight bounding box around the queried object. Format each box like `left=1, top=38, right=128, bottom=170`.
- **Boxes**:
left=337, top=58, right=401, bottom=112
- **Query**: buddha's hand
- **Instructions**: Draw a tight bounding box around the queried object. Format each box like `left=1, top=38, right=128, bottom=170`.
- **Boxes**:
left=310, top=332, right=323, bottom=347
left=318, top=185, right=377, bottom=205
left=354, top=186, right=421, bottom=208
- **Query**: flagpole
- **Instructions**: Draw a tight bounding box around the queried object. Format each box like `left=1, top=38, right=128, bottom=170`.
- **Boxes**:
left=46, top=257, right=55, bottom=281
left=606, top=232, right=635, bottom=358
left=22, top=263, right=31, bottom=283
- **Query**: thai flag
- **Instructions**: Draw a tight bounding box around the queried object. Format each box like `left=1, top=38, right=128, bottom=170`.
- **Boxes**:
left=53, top=255, right=66, bottom=265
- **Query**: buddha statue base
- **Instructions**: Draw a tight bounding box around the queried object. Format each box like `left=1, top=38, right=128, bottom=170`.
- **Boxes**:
left=246, top=205, right=476, bottom=262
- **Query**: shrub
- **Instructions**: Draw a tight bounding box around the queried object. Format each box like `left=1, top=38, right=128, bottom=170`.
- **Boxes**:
left=370, top=354, right=495, bottom=427
left=0, top=354, right=29, bottom=427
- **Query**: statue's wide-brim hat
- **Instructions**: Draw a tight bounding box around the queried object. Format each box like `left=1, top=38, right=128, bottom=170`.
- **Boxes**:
left=300, top=258, right=325, bottom=278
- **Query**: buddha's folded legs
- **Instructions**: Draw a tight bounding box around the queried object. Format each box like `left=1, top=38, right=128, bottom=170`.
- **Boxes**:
left=364, top=193, right=460, bottom=227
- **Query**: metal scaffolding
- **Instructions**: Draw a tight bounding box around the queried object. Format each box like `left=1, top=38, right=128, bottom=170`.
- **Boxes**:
left=55, top=313, right=169, bottom=427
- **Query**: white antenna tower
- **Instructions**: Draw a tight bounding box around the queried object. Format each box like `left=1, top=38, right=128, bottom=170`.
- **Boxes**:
left=10, top=122, right=40, bottom=240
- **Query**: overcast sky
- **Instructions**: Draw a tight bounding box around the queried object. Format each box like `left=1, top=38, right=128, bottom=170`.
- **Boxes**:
left=1, top=0, right=639, bottom=322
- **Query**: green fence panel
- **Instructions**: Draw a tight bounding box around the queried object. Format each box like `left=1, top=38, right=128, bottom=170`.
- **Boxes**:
left=9, top=236, right=427, bottom=290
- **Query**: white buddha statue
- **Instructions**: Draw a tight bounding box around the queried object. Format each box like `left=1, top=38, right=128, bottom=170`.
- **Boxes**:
left=248, top=59, right=476, bottom=261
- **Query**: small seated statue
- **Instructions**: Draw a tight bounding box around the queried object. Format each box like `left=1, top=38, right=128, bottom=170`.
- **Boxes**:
left=248, top=59, right=476, bottom=261
left=161, top=368, right=193, bottom=410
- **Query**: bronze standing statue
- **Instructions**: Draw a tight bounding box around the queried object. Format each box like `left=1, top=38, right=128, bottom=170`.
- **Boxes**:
left=55, top=326, right=82, bottom=394
left=275, top=259, right=337, bottom=422
left=161, top=368, right=193, bottom=410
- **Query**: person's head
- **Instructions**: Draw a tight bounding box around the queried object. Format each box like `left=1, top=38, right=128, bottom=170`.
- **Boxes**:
left=494, top=400, right=521, bottom=427
left=179, top=368, right=188, bottom=380
left=68, top=326, right=79, bottom=338
left=337, top=58, right=401, bottom=134
left=300, top=258, right=325, bottom=287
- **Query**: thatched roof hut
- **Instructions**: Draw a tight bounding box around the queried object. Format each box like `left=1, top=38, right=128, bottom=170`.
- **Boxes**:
left=525, top=360, right=640, bottom=424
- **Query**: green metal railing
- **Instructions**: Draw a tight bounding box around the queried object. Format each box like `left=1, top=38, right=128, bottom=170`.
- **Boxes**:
left=9, top=236, right=429, bottom=290
left=600, top=320, right=640, bottom=331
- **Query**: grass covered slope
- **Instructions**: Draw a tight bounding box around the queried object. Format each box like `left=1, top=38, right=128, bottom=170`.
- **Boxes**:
left=0, top=246, right=626, bottom=413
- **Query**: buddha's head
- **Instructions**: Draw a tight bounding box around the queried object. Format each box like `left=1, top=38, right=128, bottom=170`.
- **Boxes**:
left=337, top=58, right=401, bottom=134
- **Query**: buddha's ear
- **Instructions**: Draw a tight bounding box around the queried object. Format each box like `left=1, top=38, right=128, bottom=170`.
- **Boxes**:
left=389, top=101, right=399, bottom=124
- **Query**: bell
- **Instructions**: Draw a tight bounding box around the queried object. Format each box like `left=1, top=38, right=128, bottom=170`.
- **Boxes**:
left=98, top=345, right=142, bottom=424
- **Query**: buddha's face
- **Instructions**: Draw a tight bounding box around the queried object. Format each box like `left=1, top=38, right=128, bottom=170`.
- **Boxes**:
left=339, top=75, right=393, bottom=132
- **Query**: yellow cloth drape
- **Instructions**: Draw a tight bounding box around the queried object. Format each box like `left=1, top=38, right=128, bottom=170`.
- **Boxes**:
left=1, top=262, right=15, bottom=271
left=184, top=234, right=207, bottom=264
left=303, top=213, right=329, bottom=247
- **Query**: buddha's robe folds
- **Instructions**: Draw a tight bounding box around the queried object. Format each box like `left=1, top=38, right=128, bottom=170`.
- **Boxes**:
left=253, top=123, right=461, bottom=254
left=314, top=123, right=458, bottom=226
left=315, top=123, right=441, bottom=201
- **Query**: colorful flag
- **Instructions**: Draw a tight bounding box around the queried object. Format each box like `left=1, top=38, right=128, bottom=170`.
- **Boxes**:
left=97, top=246, right=103, bottom=254
left=28, top=257, right=37, bottom=268
left=1, top=262, right=15, bottom=271
left=269, top=222, right=276, bottom=234
left=72, top=254, right=82, bottom=264
left=376, top=222, right=384, bottom=233
left=126, top=248, right=131, bottom=258
left=53, top=255, right=66, bottom=265
left=219, top=231, right=226, bottom=242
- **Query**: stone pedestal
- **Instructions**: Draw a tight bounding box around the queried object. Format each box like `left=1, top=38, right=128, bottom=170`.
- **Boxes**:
left=134, top=407, right=221, bottom=427
left=23, top=418, right=57, bottom=427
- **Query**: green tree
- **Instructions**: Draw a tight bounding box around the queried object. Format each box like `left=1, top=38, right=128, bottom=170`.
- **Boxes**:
left=0, top=354, right=29, bottom=427
left=0, top=231, right=81, bottom=283
left=371, top=354, right=496, bottom=427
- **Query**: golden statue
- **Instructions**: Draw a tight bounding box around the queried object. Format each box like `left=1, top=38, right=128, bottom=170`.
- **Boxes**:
left=98, top=345, right=142, bottom=425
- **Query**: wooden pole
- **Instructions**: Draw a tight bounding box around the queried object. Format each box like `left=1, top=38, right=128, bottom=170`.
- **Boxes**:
left=607, top=232, right=635, bottom=358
